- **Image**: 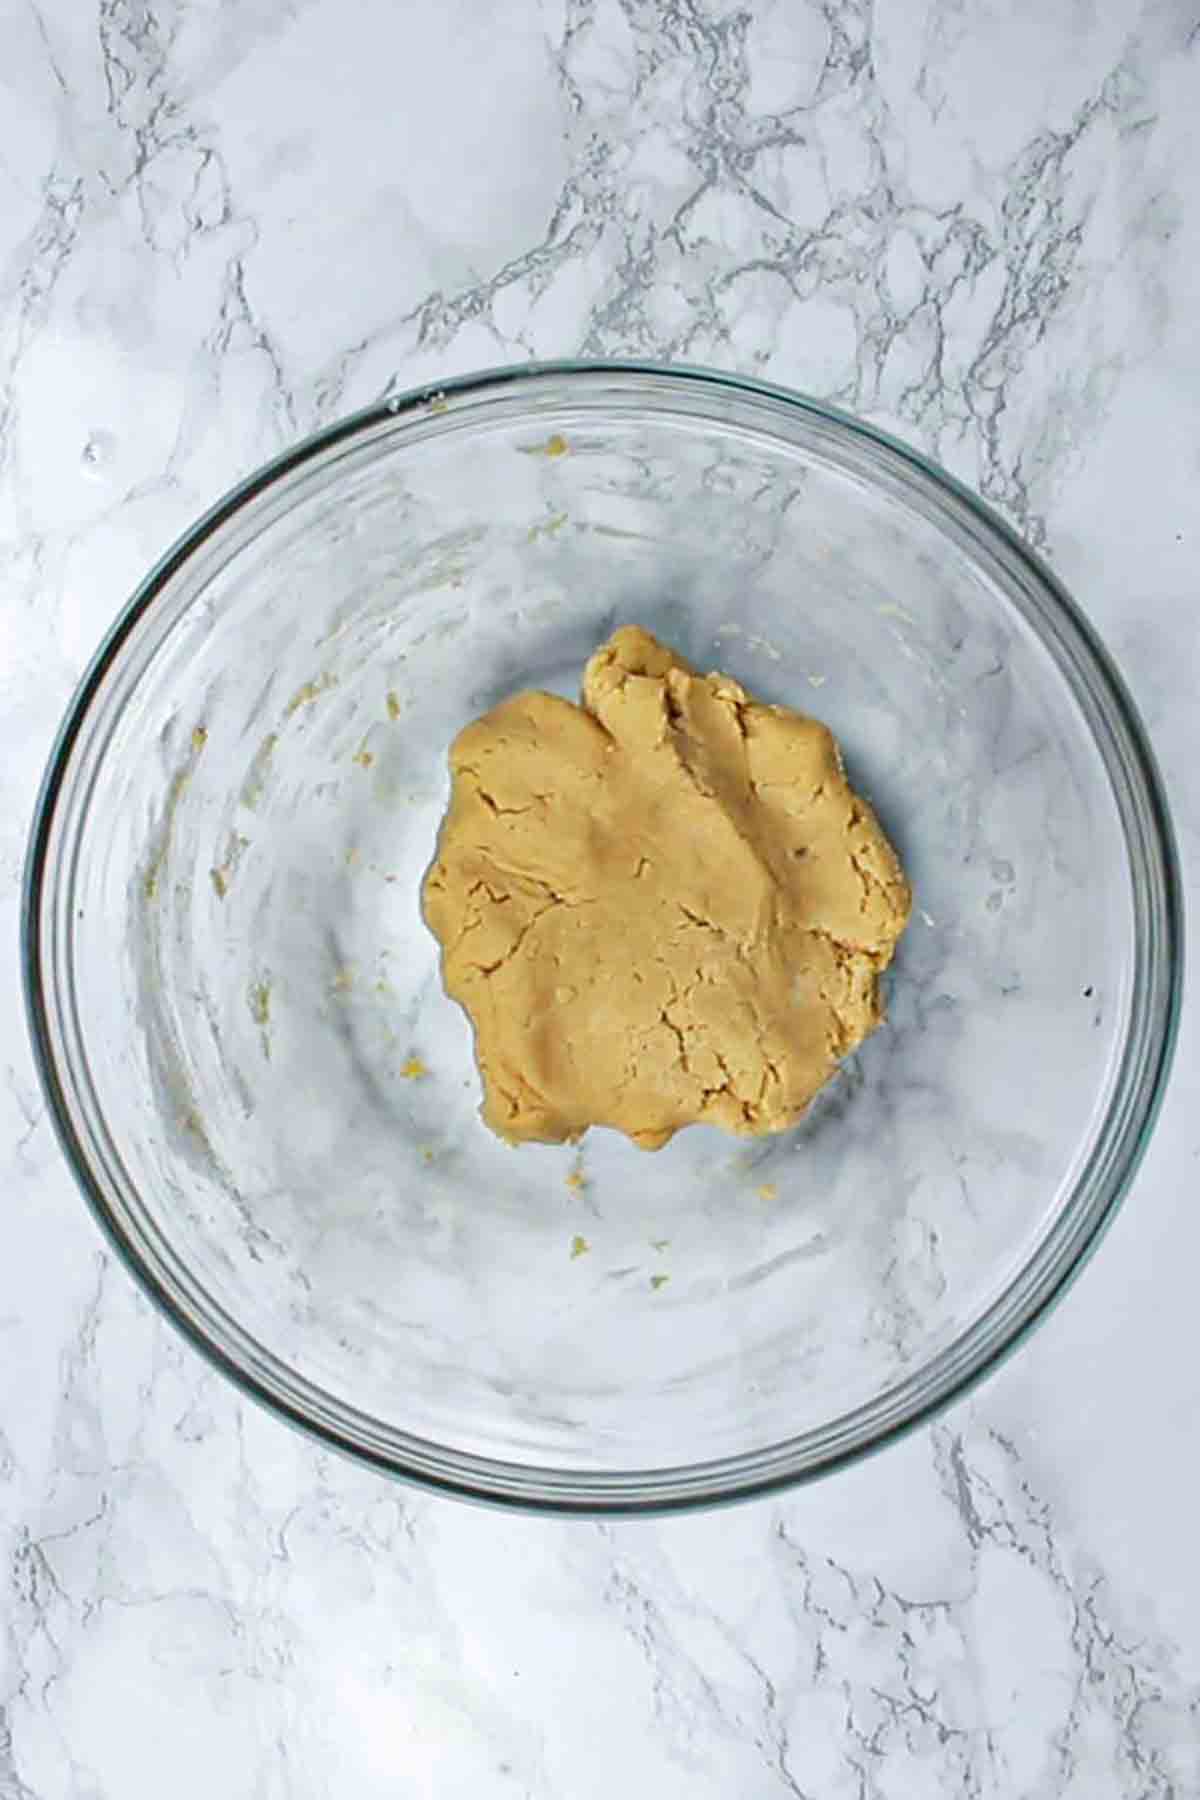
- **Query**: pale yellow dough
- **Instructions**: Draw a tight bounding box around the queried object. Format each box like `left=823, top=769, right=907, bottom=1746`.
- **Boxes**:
left=422, top=627, right=911, bottom=1150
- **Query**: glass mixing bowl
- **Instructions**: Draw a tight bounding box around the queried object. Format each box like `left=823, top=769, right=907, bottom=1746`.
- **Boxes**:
left=24, top=364, right=1182, bottom=1511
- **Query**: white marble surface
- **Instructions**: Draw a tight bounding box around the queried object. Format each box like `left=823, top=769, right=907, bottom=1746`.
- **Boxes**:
left=2, top=0, right=1198, bottom=1792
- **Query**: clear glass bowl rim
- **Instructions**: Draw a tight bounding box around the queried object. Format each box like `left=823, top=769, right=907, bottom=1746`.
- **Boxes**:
left=21, top=360, right=1185, bottom=1514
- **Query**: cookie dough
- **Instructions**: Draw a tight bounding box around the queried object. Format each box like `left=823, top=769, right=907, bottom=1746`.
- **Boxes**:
left=422, top=627, right=911, bottom=1150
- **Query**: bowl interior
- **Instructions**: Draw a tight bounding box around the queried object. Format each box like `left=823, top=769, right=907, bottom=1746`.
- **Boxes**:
left=34, top=372, right=1158, bottom=1502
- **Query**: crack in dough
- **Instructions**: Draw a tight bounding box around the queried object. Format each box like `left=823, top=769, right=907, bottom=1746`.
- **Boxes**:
left=422, top=626, right=911, bottom=1150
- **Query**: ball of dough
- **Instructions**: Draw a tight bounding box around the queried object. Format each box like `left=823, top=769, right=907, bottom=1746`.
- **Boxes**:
left=422, top=627, right=911, bottom=1150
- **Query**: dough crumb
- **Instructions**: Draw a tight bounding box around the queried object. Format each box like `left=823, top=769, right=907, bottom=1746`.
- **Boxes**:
left=422, top=626, right=910, bottom=1150
left=284, top=672, right=337, bottom=718
left=399, top=1056, right=428, bottom=1080
left=570, top=1234, right=590, bottom=1259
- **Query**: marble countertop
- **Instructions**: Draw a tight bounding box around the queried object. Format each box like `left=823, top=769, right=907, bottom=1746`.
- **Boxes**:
left=2, top=1, right=1197, bottom=1794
